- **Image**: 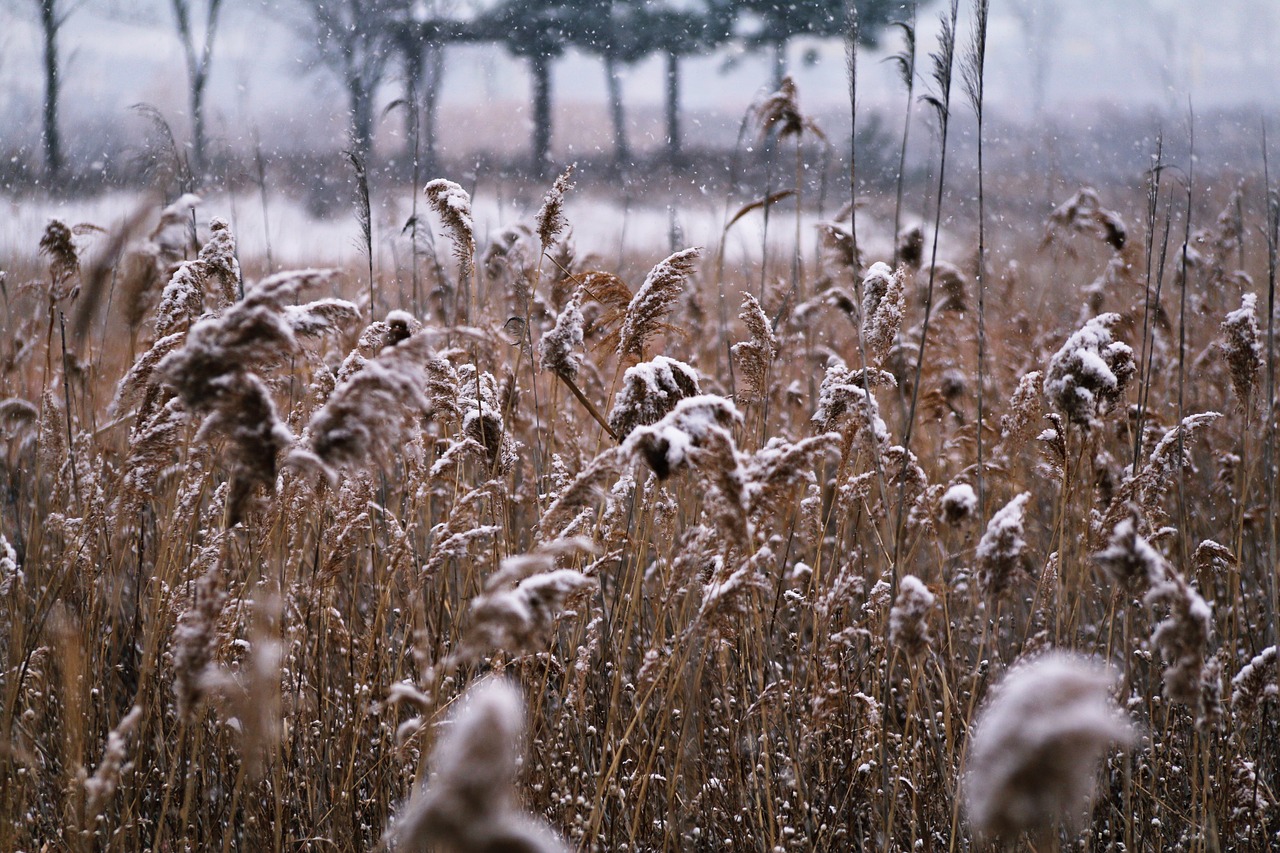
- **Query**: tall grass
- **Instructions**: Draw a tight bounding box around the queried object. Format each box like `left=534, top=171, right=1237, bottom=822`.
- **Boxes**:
left=2, top=78, right=1279, bottom=853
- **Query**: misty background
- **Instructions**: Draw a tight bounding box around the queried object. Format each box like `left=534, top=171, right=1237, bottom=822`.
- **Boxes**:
left=1, top=0, right=1277, bottom=264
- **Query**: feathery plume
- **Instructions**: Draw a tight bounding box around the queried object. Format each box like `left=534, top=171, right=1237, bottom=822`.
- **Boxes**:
left=940, top=482, right=977, bottom=525
left=424, top=179, right=476, bottom=280
left=998, top=370, right=1043, bottom=454
left=535, top=164, right=575, bottom=250
left=607, top=355, right=701, bottom=441
left=1231, top=646, right=1278, bottom=724
left=860, top=262, right=906, bottom=368
left=305, top=330, right=435, bottom=471
left=199, top=597, right=283, bottom=781
left=813, top=359, right=893, bottom=447
left=1043, top=187, right=1127, bottom=251
left=964, top=653, right=1134, bottom=841
left=755, top=76, right=825, bottom=142
left=1220, top=292, right=1263, bottom=408
left=1093, top=510, right=1166, bottom=590
left=284, top=298, right=361, bottom=337
left=82, top=705, right=144, bottom=832
left=975, top=492, right=1032, bottom=600
left=539, top=287, right=585, bottom=381
left=1044, top=313, right=1136, bottom=426
left=39, top=218, right=81, bottom=293
left=617, top=247, right=701, bottom=362
left=386, top=678, right=567, bottom=853
left=172, top=552, right=229, bottom=718
left=623, top=394, right=742, bottom=481
left=1146, top=568, right=1215, bottom=719
left=730, top=293, right=779, bottom=403
left=889, top=575, right=935, bottom=658
left=0, top=533, right=21, bottom=597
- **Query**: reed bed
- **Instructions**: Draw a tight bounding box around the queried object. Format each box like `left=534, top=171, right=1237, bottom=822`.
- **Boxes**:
left=2, top=83, right=1279, bottom=853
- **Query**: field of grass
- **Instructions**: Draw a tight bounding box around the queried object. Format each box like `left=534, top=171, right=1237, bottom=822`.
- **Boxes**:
left=2, top=61, right=1280, bottom=853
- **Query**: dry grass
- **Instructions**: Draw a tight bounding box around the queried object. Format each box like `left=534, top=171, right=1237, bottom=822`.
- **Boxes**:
left=1, top=133, right=1278, bottom=853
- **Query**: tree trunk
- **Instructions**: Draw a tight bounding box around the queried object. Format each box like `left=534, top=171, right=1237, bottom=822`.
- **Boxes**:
left=422, top=43, right=445, bottom=176
left=664, top=50, right=680, bottom=164
left=402, top=37, right=422, bottom=175
left=190, top=73, right=208, bottom=179
left=39, top=0, right=63, bottom=185
left=605, top=54, right=629, bottom=166
left=772, top=39, right=788, bottom=89
left=531, top=54, right=552, bottom=176
left=348, top=77, right=375, bottom=158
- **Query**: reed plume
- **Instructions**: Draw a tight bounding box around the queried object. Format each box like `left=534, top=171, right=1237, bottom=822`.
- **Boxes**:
left=964, top=653, right=1134, bottom=841
left=424, top=178, right=476, bottom=281
left=387, top=678, right=567, bottom=853
left=1044, top=313, right=1136, bottom=427
left=535, top=164, right=575, bottom=250
left=304, top=329, right=435, bottom=472
left=889, top=574, right=934, bottom=658
left=1221, top=291, right=1264, bottom=409
left=975, top=492, right=1032, bottom=600
left=82, top=705, right=143, bottom=833
left=730, top=292, right=779, bottom=403
left=617, top=247, right=701, bottom=362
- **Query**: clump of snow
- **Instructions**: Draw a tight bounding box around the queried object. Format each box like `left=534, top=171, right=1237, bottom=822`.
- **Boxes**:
left=1043, top=313, right=1135, bottom=426
left=623, top=394, right=741, bottom=481
left=940, top=483, right=978, bottom=525
left=608, top=355, right=701, bottom=440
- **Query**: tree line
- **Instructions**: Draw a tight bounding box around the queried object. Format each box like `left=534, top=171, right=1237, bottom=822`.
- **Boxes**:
left=28, top=0, right=917, bottom=186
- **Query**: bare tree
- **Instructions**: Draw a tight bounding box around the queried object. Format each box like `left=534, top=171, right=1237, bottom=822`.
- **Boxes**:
left=297, top=0, right=396, bottom=157
left=390, top=0, right=458, bottom=177
left=32, top=0, right=82, bottom=185
left=169, top=0, right=226, bottom=180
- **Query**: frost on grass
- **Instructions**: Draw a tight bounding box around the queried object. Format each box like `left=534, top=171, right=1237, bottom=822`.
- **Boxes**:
left=387, top=678, right=567, bottom=853
left=964, top=653, right=1134, bottom=842
left=1043, top=313, right=1135, bottom=426
left=975, top=492, right=1032, bottom=600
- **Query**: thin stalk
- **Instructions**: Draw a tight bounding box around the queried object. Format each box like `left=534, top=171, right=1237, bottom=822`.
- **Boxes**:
left=1176, top=110, right=1194, bottom=572
left=888, top=6, right=918, bottom=269
left=963, top=0, right=990, bottom=518
left=1133, top=134, right=1165, bottom=474
left=893, top=0, right=960, bottom=577
left=1263, top=122, right=1278, bottom=640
